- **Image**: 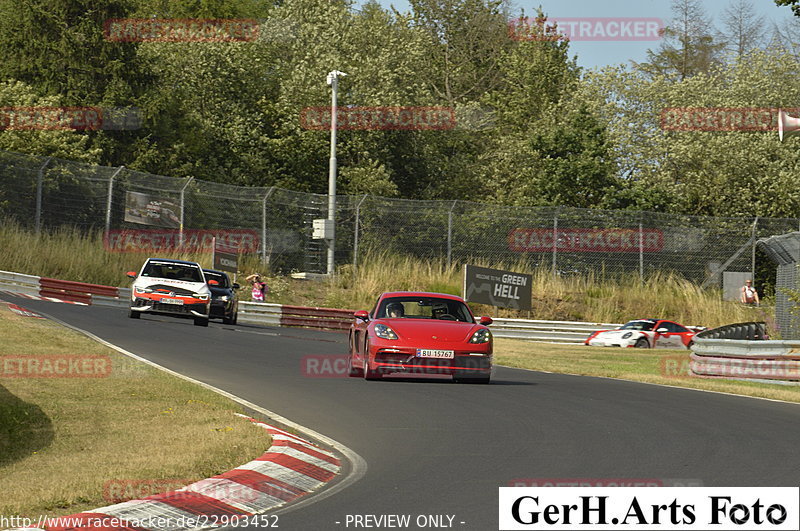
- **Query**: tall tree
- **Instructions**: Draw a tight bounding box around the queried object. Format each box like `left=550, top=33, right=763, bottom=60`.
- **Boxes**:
left=634, top=0, right=725, bottom=81
left=721, top=0, right=766, bottom=60
left=583, top=50, right=800, bottom=218
left=479, top=9, right=618, bottom=208
left=407, top=0, right=512, bottom=105
left=0, top=0, right=145, bottom=106
left=776, top=0, right=800, bottom=17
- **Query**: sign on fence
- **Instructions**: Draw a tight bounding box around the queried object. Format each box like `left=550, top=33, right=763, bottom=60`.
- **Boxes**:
left=124, top=191, right=180, bottom=228
left=463, top=264, right=532, bottom=310
left=212, top=237, right=238, bottom=273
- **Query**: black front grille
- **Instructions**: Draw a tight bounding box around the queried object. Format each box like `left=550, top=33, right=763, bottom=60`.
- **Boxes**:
left=152, top=302, right=193, bottom=313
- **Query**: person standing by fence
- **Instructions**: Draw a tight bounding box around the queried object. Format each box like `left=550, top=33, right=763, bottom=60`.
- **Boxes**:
left=740, top=279, right=760, bottom=306
left=246, top=273, right=268, bottom=302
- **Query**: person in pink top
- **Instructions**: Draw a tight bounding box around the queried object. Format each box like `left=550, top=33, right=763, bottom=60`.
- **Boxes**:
left=246, top=273, right=268, bottom=302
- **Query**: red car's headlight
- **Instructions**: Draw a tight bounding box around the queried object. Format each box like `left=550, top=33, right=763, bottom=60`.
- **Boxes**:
left=469, top=329, right=491, bottom=344
left=374, top=324, right=398, bottom=340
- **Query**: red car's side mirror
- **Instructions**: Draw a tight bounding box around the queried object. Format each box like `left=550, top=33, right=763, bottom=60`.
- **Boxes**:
left=479, top=316, right=493, bottom=326
left=208, top=279, right=219, bottom=285
left=126, top=271, right=137, bottom=279
left=354, top=310, right=369, bottom=321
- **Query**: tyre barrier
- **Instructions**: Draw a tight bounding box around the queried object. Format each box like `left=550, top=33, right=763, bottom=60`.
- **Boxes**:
left=691, top=322, right=800, bottom=384
left=695, top=321, right=768, bottom=341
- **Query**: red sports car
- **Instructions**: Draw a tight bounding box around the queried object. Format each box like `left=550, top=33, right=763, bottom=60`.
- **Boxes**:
left=348, top=292, right=494, bottom=383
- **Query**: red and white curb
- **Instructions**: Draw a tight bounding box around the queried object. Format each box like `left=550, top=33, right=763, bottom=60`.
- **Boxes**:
left=0, top=291, right=87, bottom=305
left=6, top=416, right=340, bottom=531
left=6, top=302, right=44, bottom=318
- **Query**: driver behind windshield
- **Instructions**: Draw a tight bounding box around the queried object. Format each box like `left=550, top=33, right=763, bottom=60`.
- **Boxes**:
left=386, top=302, right=404, bottom=318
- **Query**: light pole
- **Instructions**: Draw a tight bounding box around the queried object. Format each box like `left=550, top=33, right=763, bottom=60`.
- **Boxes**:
left=326, top=70, right=346, bottom=276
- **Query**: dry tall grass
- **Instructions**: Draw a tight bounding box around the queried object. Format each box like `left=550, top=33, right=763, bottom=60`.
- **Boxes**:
left=0, top=222, right=771, bottom=330
left=330, top=250, right=771, bottom=330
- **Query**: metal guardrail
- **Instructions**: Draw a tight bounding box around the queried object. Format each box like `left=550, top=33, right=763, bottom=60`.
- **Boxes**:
left=691, top=322, right=800, bottom=383
left=238, top=302, right=282, bottom=326
left=0, top=269, right=128, bottom=307
left=0, top=270, right=41, bottom=297
left=490, top=318, right=622, bottom=343
left=39, top=277, right=120, bottom=304
left=0, top=269, right=619, bottom=342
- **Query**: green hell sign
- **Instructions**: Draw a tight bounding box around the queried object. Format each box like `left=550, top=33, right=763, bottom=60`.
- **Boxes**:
left=462, top=264, right=532, bottom=310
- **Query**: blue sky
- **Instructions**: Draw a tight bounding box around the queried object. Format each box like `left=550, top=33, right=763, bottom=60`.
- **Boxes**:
left=359, top=0, right=796, bottom=70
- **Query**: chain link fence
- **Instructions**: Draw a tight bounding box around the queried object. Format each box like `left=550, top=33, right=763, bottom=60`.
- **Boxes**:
left=758, top=233, right=800, bottom=339
left=2, top=149, right=800, bottom=284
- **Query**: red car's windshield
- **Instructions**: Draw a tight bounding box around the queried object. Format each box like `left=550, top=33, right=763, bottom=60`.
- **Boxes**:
left=376, top=297, right=474, bottom=323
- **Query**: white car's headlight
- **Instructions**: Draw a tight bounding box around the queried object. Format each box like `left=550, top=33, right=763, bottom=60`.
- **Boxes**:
left=196, top=293, right=210, bottom=301
left=135, top=286, right=153, bottom=294
left=374, top=324, right=398, bottom=340
left=469, top=329, right=492, bottom=344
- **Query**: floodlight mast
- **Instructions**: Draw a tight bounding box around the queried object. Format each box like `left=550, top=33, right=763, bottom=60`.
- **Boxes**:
left=326, top=70, right=347, bottom=276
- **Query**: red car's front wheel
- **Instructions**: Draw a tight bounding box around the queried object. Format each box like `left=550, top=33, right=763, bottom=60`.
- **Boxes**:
left=347, top=350, right=364, bottom=377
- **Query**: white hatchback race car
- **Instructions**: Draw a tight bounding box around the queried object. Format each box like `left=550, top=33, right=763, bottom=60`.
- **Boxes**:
left=585, top=319, right=703, bottom=349
left=127, top=258, right=211, bottom=327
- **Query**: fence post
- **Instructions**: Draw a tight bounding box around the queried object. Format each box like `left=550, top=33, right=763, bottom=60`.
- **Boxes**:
left=34, top=156, right=52, bottom=234
left=353, top=194, right=368, bottom=273
left=639, top=221, right=644, bottom=280
left=447, top=200, right=457, bottom=268
left=105, top=166, right=124, bottom=233
left=261, top=186, right=276, bottom=264
left=179, top=177, right=193, bottom=248
left=751, top=216, right=758, bottom=277
left=552, top=208, right=559, bottom=275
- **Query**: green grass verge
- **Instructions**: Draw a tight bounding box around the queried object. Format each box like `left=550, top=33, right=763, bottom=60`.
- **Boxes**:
left=0, top=303, right=270, bottom=518
left=496, top=338, right=800, bottom=403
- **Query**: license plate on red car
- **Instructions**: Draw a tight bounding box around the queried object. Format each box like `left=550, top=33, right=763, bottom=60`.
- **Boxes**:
left=161, top=298, right=184, bottom=305
left=416, top=349, right=454, bottom=359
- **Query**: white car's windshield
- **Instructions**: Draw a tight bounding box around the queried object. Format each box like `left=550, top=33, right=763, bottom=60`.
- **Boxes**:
left=142, top=261, right=203, bottom=283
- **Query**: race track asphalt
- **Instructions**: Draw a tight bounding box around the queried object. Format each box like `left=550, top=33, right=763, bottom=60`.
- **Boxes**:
left=4, top=296, right=800, bottom=530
